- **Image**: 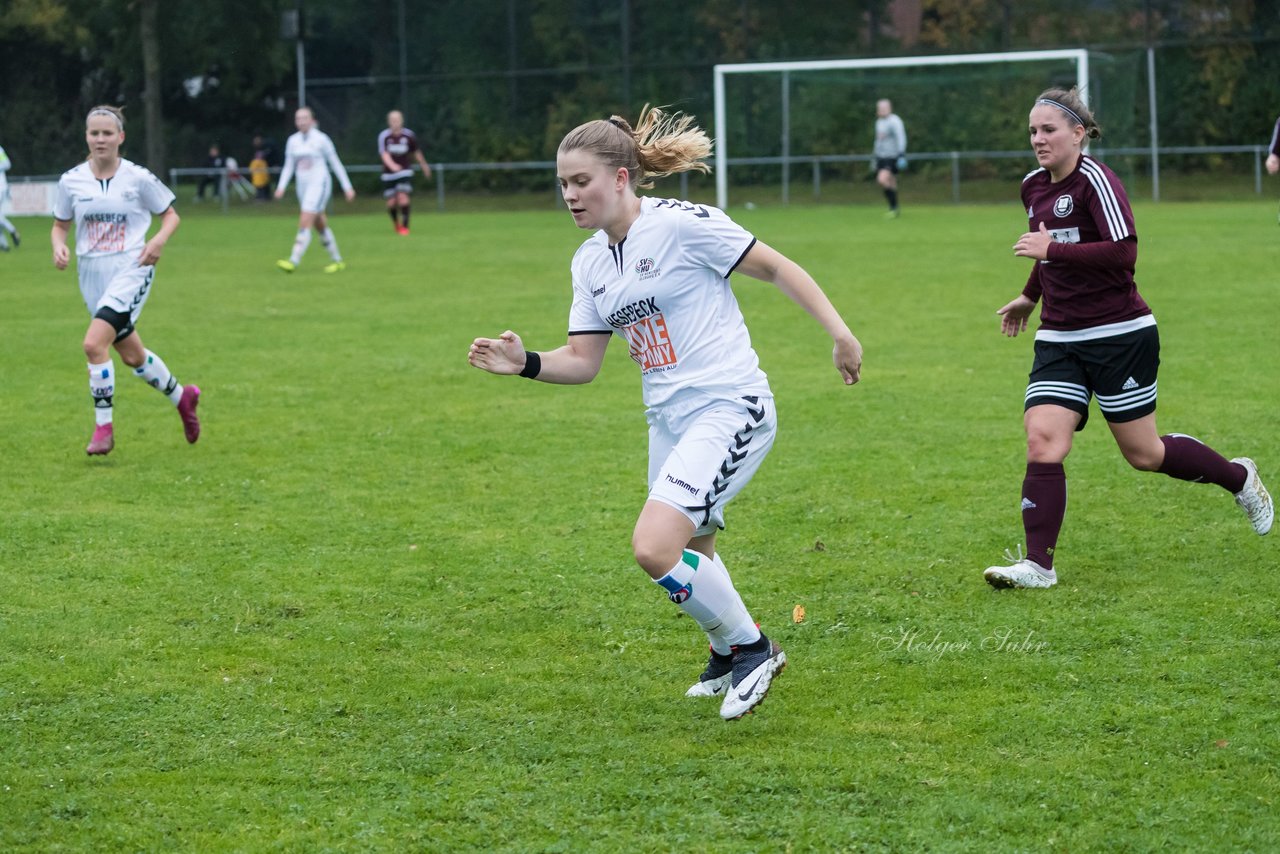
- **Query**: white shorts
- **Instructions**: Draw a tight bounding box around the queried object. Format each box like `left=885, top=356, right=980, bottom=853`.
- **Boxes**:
left=78, top=254, right=155, bottom=322
left=647, top=395, right=777, bottom=536
left=296, top=178, right=332, bottom=214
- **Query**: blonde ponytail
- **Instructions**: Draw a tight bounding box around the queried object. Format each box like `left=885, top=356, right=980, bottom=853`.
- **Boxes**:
left=558, top=104, right=711, bottom=189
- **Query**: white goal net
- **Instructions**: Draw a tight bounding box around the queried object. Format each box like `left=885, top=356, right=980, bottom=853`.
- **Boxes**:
left=712, top=49, right=1095, bottom=209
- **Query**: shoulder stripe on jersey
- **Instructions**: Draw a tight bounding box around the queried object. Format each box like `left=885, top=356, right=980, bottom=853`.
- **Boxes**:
left=725, top=237, right=757, bottom=278
left=568, top=329, right=612, bottom=336
left=1022, top=167, right=1046, bottom=184
left=1080, top=157, right=1129, bottom=241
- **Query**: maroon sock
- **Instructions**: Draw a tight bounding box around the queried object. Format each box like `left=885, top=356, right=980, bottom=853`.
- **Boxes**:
left=1158, top=434, right=1246, bottom=492
left=1022, top=462, right=1066, bottom=569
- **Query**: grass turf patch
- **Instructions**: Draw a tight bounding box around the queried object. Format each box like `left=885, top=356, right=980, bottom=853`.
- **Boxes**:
left=1, top=199, right=1276, bottom=850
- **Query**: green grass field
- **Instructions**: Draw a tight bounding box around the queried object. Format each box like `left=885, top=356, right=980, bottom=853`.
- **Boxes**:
left=1, top=198, right=1277, bottom=851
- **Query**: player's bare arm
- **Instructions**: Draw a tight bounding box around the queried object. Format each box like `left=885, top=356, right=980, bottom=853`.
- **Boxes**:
left=469, top=329, right=609, bottom=384
left=735, top=241, right=862, bottom=385
left=51, top=219, right=72, bottom=269
left=138, top=207, right=180, bottom=266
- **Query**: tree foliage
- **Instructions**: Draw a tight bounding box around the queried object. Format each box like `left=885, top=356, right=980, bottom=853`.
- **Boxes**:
left=2, top=0, right=1278, bottom=178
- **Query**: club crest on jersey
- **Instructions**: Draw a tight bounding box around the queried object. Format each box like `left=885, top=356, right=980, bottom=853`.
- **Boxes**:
left=1053, top=194, right=1074, bottom=217
left=635, top=257, right=660, bottom=281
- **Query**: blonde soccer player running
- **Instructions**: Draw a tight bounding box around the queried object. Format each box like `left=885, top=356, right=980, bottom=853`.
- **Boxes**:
left=470, top=107, right=862, bottom=721
left=51, top=106, right=201, bottom=456
left=274, top=106, right=355, bottom=273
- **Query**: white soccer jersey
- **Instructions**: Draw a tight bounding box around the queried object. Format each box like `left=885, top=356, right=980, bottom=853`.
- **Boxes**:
left=568, top=196, right=770, bottom=410
left=53, top=159, right=175, bottom=259
left=277, top=128, right=353, bottom=196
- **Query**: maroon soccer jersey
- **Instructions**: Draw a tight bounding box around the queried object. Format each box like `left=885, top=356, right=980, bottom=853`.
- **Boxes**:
left=1020, top=154, right=1151, bottom=331
left=377, top=128, right=420, bottom=180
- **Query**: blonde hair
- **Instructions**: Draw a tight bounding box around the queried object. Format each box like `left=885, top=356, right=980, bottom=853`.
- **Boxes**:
left=86, top=105, right=125, bottom=131
left=558, top=104, right=712, bottom=190
left=1035, top=87, right=1101, bottom=140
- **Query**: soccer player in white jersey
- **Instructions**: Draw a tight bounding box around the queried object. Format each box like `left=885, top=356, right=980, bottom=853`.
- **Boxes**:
left=0, top=143, right=21, bottom=251
left=273, top=106, right=355, bottom=273
left=50, top=106, right=201, bottom=456
left=469, top=106, right=863, bottom=721
left=984, top=87, right=1271, bottom=590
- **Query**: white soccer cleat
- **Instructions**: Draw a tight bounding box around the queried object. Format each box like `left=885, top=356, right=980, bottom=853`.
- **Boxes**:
left=984, top=546, right=1057, bottom=589
left=719, top=637, right=786, bottom=720
left=1231, top=458, right=1273, bottom=536
left=685, top=650, right=733, bottom=698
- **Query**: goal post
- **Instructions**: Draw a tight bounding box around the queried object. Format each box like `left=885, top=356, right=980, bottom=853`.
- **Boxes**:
left=712, top=49, right=1089, bottom=210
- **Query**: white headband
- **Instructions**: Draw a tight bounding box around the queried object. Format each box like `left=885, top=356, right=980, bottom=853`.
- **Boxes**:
left=87, top=108, right=124, bottom=131
left=1036, top=99, right=1084, bottom=129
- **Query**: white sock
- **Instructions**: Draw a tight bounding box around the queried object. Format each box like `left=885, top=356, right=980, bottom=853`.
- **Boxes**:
left=0, top=214, right=16, bottom=235
left=88, top=360, right=115, bottom=425
left=289, top=228, right=312, bottom=264
left=319, top=227, right=342, bottom=262
left=133, top=349, right=183, bottom=405
left=655, top=549, right=760, bottom=649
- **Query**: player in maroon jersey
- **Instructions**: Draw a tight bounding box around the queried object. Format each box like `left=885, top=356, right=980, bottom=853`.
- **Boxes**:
left=377, top=110, right=432, bottom=235
left=983, top=87, right=1272, bottom=589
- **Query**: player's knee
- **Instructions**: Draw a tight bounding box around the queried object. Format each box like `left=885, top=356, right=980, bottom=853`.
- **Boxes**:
left=631, top=536, right=677, bottom=579
left=82, top=335, right=109, bottom=362
left=1025, top=432, right=1069, bottom=463
left=1121, top=443, right=1162, bottom=471
left=117, top=348, right=144, bottom=369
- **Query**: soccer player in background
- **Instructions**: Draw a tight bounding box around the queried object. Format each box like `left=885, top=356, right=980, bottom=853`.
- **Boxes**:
left=0, top=142, right=21, bottom=251
left=983, top=88, right=1272, bottom=590
left=378, top=109, right=432, bottom=235
left=50, top=106, right=201, bottom=456
left=1266, top=113, right=1279, bottom=223
left=195, top=143, right=225, bottom=202
left=872, top=98, right=907, bottom=218
left=274, top=106, right=355, bottom=273
left=469, top=106, right=863, bottom=720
